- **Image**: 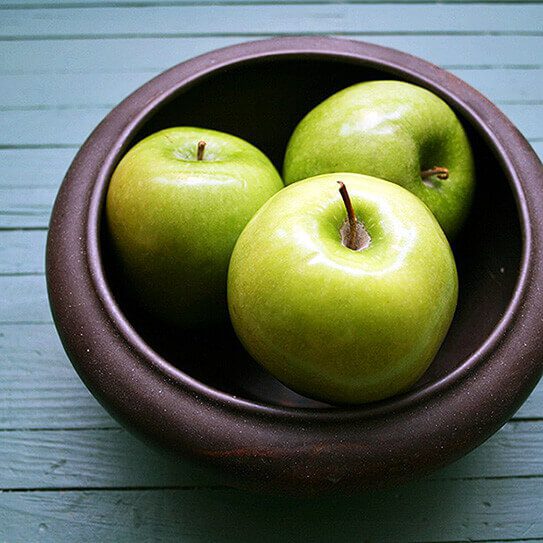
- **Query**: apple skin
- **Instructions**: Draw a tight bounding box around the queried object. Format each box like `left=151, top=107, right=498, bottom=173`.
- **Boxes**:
left=283, top=80, right=475, bottom=239
left=106, top=127, right=283, bottom=328
left=228, top=173, right=458, bottom=404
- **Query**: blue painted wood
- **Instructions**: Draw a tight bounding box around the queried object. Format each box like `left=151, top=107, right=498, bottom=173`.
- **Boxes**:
left=0, top=230, right=46, bottom=274
left=0, top=187, right=56, bottom=228
left=6, top=0, right=543, bottom=5
left=0, top=323, right=116, bottom=430
left=1, top=276, right=50, bottom=324
left=0, top=149, right=76, bottom=188
left=2, top=4, right=542, bottom=38
left=0, top=480, right=542, bottom=542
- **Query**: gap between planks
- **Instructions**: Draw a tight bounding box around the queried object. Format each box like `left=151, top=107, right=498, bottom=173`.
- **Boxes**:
left=3, top=32, right=543, bottom=43
left=4, top=0, right=543, bottom=8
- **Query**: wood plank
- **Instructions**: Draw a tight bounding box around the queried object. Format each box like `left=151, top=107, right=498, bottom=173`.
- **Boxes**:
left=0, top=323, right=115, bottom=430
left=518, top=382, right=543, bottom=420
left=0, top=148, right=75, bottom=188
left=1, top=36, right=541, bottom=75
left=2, top=5, right=541, bottom=39
left=6, top=0, right=543, bottom=6
left=1, top=420, right=542, bottom=490
left=0, top=275, right=50, bottom=324
left=0, top=108, right=106, bottom=146
left=0, top=428, right=219, bottom=489
left=0, top=230, right=46, bottom=274
left=455, top=68, right=543, bottom=104
left=0, top=103, right=540, bottom=147
left=1, top=318, right=541, bottom=430
left=3, top=68, right=542, bottom=109
left=0, top=479, right=542, bottom=542
left=0, top=187, right=55, bottom=229
left=532, top=140, right=543, bottom=158
left=0, top=148, right=73, bottom=228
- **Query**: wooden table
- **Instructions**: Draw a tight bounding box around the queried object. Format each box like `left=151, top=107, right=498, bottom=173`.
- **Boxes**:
left=1, top=2, right=542, bottom=541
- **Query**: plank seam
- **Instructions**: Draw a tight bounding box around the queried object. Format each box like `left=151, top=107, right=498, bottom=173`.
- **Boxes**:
left=1, top=475, right=543, bottom=493
left=1, top=31, right=543, bottom=42
left=0, top=485, right=231, bottom=493
left=0, top=144, right=79, bottom=150
left=412, top=538, right=543, bottom=543
left=2, top=1, right=543, bottom=9
left=0, top=226, right=48, bottom=231
left=0, top=427, right=121, bottom=432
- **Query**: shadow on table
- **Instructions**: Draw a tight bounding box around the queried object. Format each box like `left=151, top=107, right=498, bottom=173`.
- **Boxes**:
left=117, top=433, right=506, bottom=542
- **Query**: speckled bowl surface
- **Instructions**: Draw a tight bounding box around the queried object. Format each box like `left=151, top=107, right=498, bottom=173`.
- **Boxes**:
left=46, top=37, right=543, bottom=495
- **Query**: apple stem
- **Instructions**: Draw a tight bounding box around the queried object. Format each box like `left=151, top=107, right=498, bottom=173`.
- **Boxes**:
left=337, top=181, right=371, bottom=251
left=421, top=166, right=449, bottom=181
left=338, top=181, right=358, bottom=234
left=197, top=140, right=206, bottom=161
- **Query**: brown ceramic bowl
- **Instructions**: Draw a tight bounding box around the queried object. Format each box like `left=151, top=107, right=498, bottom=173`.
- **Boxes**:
left=46, top=37, right=543, bottom=495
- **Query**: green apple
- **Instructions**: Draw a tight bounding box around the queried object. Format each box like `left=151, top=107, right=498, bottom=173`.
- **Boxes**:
left=228, top=173, right=457, bottom=404
left=106, top=127, right=283, bottom=328
left=283, top=80, right=475, bottom=239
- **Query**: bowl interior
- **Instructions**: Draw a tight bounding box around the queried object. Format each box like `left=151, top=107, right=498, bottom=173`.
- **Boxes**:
left=102, top=57, right=522, bottom=409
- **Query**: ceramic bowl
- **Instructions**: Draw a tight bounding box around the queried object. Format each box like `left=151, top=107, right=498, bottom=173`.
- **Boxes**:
left=46, top=37, right=543, bottom=495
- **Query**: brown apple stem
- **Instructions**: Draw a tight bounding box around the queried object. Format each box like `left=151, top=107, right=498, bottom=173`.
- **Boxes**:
left=337, top=181, right=371, bottom=251
left=421, top=166, right=449, bottom=181
left=197, top=140, right=206, bottom=161
left=338, top=181, right=358, bottom=240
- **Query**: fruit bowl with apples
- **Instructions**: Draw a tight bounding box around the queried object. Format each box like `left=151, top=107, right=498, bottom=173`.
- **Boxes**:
left=46, top=37, right=543, bottom=495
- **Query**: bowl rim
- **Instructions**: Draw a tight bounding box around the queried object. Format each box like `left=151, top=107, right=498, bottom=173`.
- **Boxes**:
left=47, top=36, right=543, bottom=491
